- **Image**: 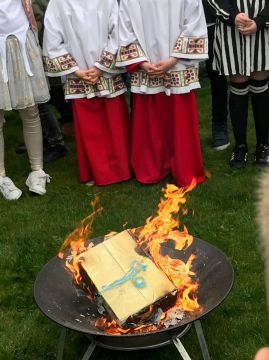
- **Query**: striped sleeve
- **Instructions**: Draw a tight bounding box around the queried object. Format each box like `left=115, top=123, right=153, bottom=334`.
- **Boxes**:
left=254, top=1, right=269, bottom=30
left=207, top=0, right=239, bottom=25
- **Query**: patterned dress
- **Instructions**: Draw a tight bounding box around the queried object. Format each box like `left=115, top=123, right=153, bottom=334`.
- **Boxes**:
left=0, top=0, right=49, bottom=110
left=208, top=0, right=269, bottom=75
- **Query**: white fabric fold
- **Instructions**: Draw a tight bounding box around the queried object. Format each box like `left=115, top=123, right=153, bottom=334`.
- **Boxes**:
left=118, top=0, right=208, bottom=67
left=43, top=0, right=120, bottom=73
left=0, top=0, right=33, bottom=83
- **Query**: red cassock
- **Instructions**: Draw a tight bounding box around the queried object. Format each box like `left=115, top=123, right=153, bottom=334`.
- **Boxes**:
left=72, top=95, right=131, bottom=185
left=131, top=91, right=205, bottom=187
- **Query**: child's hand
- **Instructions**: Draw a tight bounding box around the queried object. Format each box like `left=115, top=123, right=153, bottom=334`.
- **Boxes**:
left=238, top=20, right=257, bottom=35
left=75, top=69, right=92, bottom=82
left=235, top=13, right=252, bottom=29
left=75, top=68, right=102, bottom=84
left=87, top=67, right=102, bottom=84
left=140, top=61, right=159, bottom=75
left=153, top=57, right=177, bottom=73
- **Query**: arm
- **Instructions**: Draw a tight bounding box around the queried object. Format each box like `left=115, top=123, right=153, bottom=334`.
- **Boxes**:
left=115, top=0, right=148, bottom=67
left=207, top=0, right=239, bottom=25
left=172, top=0, right=208, bottom=61
left=31, top=0, right=46, bottom=35
left=253, top=1, right=269, bottom=31
left=95, top=1, right=122, bottom=74
left=21, top=0, right=38, bottom=32
left=42, top=0, right=79, bottom=77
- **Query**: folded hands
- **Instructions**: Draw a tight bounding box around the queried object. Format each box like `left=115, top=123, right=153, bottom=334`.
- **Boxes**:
left=235, top=13, right=257, bottom=35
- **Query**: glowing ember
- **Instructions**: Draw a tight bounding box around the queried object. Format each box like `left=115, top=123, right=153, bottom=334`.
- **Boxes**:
left=59, top=181, right=200, bottom=334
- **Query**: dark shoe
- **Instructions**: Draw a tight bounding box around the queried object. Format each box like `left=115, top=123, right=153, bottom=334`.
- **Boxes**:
left=43, top=144, right=67, bottom=163
left=254, top=144, right=269, bottom=166
left=230, top=144, right=248, bottom=169
left=212, top=122, right=230, bottom=150
left=15, top=143, right=27, bottom=154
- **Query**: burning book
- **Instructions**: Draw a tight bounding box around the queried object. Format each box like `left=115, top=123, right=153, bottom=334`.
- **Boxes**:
left=78, top=230, right=177, bottom=326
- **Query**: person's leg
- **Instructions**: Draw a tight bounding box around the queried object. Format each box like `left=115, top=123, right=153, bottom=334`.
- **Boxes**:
left=0, top=110, right=22, bottom=200
left=38, top=103, right=67, bottom=162
left=50, top=86, right=73, bottom=125
left=19, top=106, right=50, bottom=195
left=229, top=74, right=250, bottom=168
left=249, top=70, right=269, bottom=165
left=206, top=25, right=229, bottom=150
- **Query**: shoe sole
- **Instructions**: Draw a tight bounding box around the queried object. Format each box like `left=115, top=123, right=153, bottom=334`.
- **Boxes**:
left=213, top=142, right=230, bottom=151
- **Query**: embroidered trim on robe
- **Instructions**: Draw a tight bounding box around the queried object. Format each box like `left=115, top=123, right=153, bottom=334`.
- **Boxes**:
left=95, top=50, right=123, bottom=74
left=43, top=53, right=79, bottom=77
left=130, top=68, right=199, bottom=95
left=172, top=36, right=208, bottom=59
left=116, top=42, right=147, bottom=66
left=64, top=74, right=126, bottom=99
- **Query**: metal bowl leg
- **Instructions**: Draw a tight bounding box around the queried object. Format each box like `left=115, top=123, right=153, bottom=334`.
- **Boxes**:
left=194, top=320, right=211, bottom=360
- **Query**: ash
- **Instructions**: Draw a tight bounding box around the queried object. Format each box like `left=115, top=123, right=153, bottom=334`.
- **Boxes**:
left=163, top=308, right=185, bottom=328
left=96, top=296, right=106, bottom=315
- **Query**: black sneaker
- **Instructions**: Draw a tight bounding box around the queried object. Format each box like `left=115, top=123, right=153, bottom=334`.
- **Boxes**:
left=229, top=145, right=248, bottom=169
left=43, top=144, right=67, bottom=163
left=254, top=144, right=269, bottom=166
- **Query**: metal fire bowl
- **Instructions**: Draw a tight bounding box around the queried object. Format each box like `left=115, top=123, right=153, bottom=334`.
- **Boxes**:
left=34, top=237, right=234, bottom=349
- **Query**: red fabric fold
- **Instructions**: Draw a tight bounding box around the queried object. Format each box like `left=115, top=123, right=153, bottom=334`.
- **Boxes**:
left=72, top=96, right=131, bottom=185
left=131, top=92, right=205, bottom=187
left=127, top=61, right=144, bottom=72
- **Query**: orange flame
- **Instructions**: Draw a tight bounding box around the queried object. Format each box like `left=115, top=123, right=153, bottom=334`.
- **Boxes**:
left=134, top=180, right=199, bottom=312
left=58, top=196, right=103, bottom=284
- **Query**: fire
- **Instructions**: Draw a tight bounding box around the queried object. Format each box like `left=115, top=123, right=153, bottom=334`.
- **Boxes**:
left=60, top=181, right=200, bottom=334
left=134, top=180, right=199, bottom=312
left=58, top=196, right=103, bottom=283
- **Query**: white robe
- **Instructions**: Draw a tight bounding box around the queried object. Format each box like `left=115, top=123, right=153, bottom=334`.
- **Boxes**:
left=43, top=0, right=126, bottom=99
left=116, top=0, right=208, bottom=95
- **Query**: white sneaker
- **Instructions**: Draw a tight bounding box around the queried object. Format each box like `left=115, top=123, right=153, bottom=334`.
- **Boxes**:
left=25, top=169, right=51, bottom=195
left=0, top=176, right=22, bottom=200
left=85, top=180, right=95, bottom=187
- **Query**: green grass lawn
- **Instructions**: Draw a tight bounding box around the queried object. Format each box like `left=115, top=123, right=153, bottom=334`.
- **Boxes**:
left=1, top=81, right=269, bottom=360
